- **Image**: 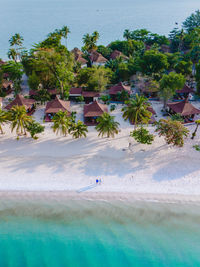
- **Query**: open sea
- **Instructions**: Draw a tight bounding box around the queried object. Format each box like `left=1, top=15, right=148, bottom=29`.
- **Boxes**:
left=0, top=194, right=200, bottom=266
left=0, top=0, right=200, bottom=58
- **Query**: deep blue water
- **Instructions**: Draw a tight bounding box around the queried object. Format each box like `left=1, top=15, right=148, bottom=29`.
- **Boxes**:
left=0, top=0, right=200, bottom=58
left=0, top=196, right=200, bottom=266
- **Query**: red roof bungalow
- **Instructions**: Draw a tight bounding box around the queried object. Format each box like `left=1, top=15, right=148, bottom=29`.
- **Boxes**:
left=45, top=96, right=70, bottom=122
left=167, top=98, right=200, bottom=123
left=69, top=87, right=83, bottom=101
left=110, top=50, right=128, bottom=61
left=82, top=91, right=100, bottom=104
left=89, top=51, right=108, bottom=66
left=109, top=82, right=131, bottom=100
left=2, top=80, right=13, bottom=95
left=5, top=94, right=36, bottom=115
left=84, top=101, right=108, bottom=125
left=72, top=48, right=88, bottom=67
left=176, top=84, right=195, bottom=99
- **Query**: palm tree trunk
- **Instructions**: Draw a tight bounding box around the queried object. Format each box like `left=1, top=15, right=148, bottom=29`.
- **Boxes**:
left=191, top=124, right=199, bottom=139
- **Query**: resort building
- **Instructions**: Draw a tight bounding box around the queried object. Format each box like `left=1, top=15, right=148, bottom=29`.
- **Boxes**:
left=110, top=50, right=128, bottom=61
left=84, top=101, right=108, bottom=125
left=2, top=80, right=13, bottom=95
left=5, top=94, right=36, bottom=114
left=167, top=98, right=200, bottom=123
left=45, top=96, right=70, bottom=122
left=72, top=48, right=88, bottom=68
left=82, top=91, right=100, bottom=104
left=109, top=82, right=131, bottom=100
left=89, top=51, right=108, bottom=66
left=176, top=84, right=194, bottom=100
left=69, top=87, right=83, bottom=101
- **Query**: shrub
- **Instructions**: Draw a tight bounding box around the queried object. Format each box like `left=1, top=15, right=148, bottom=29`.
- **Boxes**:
left=130, top=127, right=154, bottom=145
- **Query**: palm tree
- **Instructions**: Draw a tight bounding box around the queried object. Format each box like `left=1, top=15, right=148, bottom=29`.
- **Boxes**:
left=0, top=109, right=9, bottom=134
left=69, top=120, right=88, bottom=138
left=60, top=26, right=70, bottom=47
left=123, top=29, right=132, bottom=40
left=191, top=119, right=200, bottom=139
left=52, top=110, right=70, bottom=136
left=122, top=94, right=152, bottom=129
left=9, top=33, right=24, bottom=61
left=9, top=105, right=32, bottom=136
left=7, top=48, right=18, bottom=62
left=95, top=112, right=120, bottom=138
left=82, top=31, right=99, bottom=51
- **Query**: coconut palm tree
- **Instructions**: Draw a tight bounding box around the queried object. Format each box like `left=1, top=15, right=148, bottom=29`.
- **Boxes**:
left=191, top=119, right=200, bottom=139
left=122, top=94, right=152, bottom=129
left=95, top=112, right=120, bottom=138
left=52, top=110, right=70, bottom=136
left=0, top=109, right=9, bottom=134
left=60, top=26, right=70, bottom=47
left=9, top=105, right=32, bottom=136
left=82, top=31, right=99, bottom=51
left=9, top=33, right=24, bottom=61
left=123, top=29, right=132, bottom=40
left=7, top=48, right=18, bottom=62
left=69, top=120, right=88, bottom=139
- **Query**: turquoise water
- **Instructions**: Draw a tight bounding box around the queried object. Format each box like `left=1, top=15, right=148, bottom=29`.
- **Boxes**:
left=0, top=196, right=200, bottom=266
left=0, top=0, right=200, bottom=58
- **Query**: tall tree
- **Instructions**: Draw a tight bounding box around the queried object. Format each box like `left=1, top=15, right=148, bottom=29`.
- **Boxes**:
left=82, top=31, right=100, bottom=52
left=69, top=120, right=88, bottom=139
left=183, top=10, right=200, bottom=32
left=159, top=72, right=185, bottom=109
left=9, top=105, right=32, bottom=136
left=52, top=110, right=70, bottom=136
left=95, top=112, right=120, bottom=138
left=122, top=94, right=152, bottom=129
left=9, top=33, right=24, bottom=61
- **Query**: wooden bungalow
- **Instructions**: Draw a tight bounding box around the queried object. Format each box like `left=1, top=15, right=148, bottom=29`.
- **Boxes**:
left=109, top=82, right=131, bottom=100
left=175, top=84, right=194, bottom=100
left=72, top=48, right=88, bottom=68
left=89, top=51, right=108, bottom=66
left=45, top=96, right=70, bottom=122
left=2, top=80, right=13, bottom=95
left=167, top=98, right=200, bottom=123
left=84, top=101, right=108, bottom=125
left=110, top=50, right=128, bottom=61
left=69, top=87, right=83, bottom=101
left=5, top=94, right=36, bottom=114
left=82, top=91, right=100, bottom=104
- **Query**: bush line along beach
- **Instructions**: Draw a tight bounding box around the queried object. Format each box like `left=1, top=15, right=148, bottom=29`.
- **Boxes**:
left=0, top=10, right=200, bottom=197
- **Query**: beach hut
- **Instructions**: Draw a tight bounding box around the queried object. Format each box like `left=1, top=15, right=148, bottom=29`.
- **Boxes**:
left=109, top=82, right=131, bottom=100
left=84, top=101, right=108, bottom=125
left=72, top=48, right=88, bottom=68
left=110, top=50, right=128, bottom=61
left=89, top=51, right=108, bottom=66
left=1, top=80, right=13, bottom=95
left=69, top=87, right=83, bottom=101
left=82, top=91, right=100, bottom=104
left=45, top=96, right=70, bottom=122
left=167, top=98, right=200, bottom=123
left=5, top=94, right=36, bottom=114
left=175, top=84, right=194, bottom=100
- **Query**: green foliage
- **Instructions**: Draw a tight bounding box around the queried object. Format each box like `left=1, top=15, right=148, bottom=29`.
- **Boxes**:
left=183, top=10, right=200, bottom=32
left=110, top=104, right=116, bottom=112
left=116, top=90, right=130, bottom=102
left=159, top=72, right=185, bottom=109
left=193, top=145, right=200, bottom=151
left=95, top=112, right=120, bottom=138
left=26, top=120, right=45, bottom=139
left=140, top=50, right=169, bottom=76
left=76, top=66, right=112, bottom=92
left=155, top=119, right=189, bottom=147
left=195, top=61, right=200, bottom=94
left=191, top=119, right=200, bottom=140
left=34, top=89, right=51, bottom=104
left=108, top=40, right=144, bottom=57
left=28, top=71, right=40, bottom=90
left=52, top=110, right=71, bottom=136
left=130, top=127, right=154, bottom=145
left=100, top=95, right=110, bottom=104
left=82, top=31, right=99, bottom=52
left=174, top=60, right=192, bottom=76
left=171, top=114, right=184, bottom=123
left=69, top=120, right=88, bottom=138
left=8, top=105, right=33, bottom=137
left=122, top=94, right=152, bottom=128
left=97, top=45, right=112, bottom=59
left=76, top=95, right=84, bottom=102
left=0, top=109, right=9, bottom=134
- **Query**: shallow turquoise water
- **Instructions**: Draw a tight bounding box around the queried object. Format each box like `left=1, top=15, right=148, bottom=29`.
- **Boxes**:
left=0, top=0, right=200, bottom=58
left=0, top=197, right=200, bottom=266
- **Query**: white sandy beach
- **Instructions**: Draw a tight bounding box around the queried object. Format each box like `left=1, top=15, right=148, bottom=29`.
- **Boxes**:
left=0, top=100, right=200, bottom=198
